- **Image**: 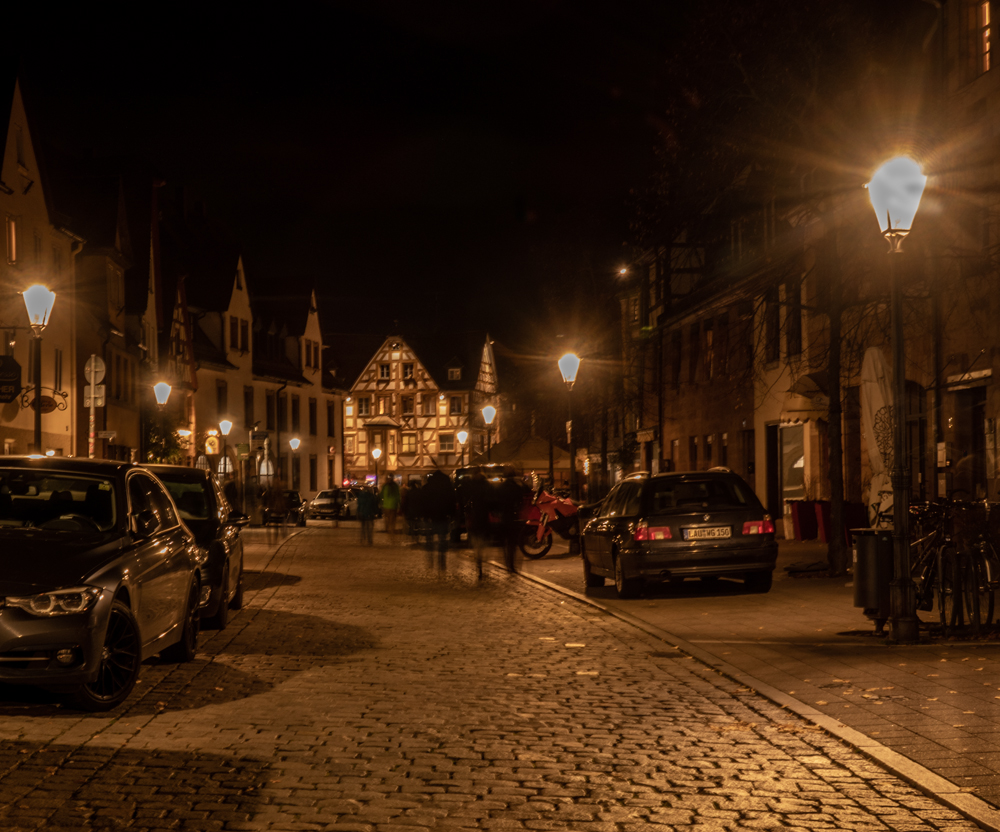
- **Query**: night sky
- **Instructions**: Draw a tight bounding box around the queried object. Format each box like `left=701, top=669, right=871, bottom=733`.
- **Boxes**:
left=15, top=4, right=683, bottom=345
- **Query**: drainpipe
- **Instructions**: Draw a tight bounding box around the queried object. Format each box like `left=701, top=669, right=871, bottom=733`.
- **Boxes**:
left=274, top=380, right=288, bottom=485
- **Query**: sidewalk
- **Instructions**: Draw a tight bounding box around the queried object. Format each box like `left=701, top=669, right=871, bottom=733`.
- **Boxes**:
left=516, top=535, right=1000, bottom=828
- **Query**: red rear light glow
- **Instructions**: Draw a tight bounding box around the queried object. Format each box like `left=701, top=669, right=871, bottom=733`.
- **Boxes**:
left=743, top=515, right=775, bottom=535
left=634, top=520, right=672, bottom=541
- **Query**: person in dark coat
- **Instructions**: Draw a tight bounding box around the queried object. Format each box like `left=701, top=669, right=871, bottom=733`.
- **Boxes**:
left=356, top=487, right=378, bottom=545
left=498, top=469, right=528, bottom=573
left=460, top=468, right=492, bottom=579
left=421, top=469, right=456, bottom=569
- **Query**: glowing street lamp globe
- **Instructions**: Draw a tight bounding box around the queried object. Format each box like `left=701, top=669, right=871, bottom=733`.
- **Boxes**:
left=865, top=156, right=927, bottom=246
left=22, top=284, right=56, bottom=334
left=558, top=352, right=581, bottom=388
left=481, top=405, right=496, bottom=426
left=153, top=382, right=172, bottom=408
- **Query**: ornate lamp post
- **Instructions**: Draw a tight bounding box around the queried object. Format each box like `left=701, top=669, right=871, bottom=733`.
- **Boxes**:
left=290, top=437, right=301, bottom=490
left=558, top=352, right=581, bottom=500
left=481, top=405, right=496, bottom=462
left=220, top=419, right=233, bottom=481
left=371, top=446, right=382, bottom=486
left=22, top=285, right=56, bottom=453
left=866, top=155, right=927, bottom=644
left=457, top=429, right=469, bottom=468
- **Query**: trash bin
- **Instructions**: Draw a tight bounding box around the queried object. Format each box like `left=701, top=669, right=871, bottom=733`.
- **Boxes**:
left=852, top=528, right=893, bottom=633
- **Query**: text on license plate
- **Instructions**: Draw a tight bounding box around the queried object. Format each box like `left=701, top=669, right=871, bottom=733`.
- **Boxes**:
left=684, top=526, right=731, bottom=540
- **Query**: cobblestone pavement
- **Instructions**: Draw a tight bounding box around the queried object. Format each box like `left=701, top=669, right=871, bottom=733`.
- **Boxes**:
left=0, top=527, right=985, bottom=830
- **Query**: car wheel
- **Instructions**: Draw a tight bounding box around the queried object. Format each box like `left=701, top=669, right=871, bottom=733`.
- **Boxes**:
left=582, top=546, right=605, bottom=588
left=230, top=555, right=245, bottom=610
left=744, top=571, right=773, bottom=593
left=163, top=581, right=200, bottom=662
left=207, top=559, right=230, bottom=630
left=613, top=552, right=641, bottom=599
left=70, top=599, right=140, bottom=712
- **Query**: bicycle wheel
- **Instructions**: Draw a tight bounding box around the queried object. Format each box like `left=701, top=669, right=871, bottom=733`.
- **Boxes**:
left=969, top=554, right=995, bottom=633
left=938, top=547, right=963, bottom=633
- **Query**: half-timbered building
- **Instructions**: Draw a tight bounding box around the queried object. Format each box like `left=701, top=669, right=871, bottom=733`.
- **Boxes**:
left=330, top=332, right=499, bottom=484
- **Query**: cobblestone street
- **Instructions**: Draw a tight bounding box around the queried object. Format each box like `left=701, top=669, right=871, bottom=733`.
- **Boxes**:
left=0, top=527, right=985, bottom=830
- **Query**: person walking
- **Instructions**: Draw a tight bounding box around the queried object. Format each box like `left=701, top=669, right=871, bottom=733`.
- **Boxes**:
left=422, top=469, right=456, bottom=570
left=460, top=467, right=491, bottom=579
left=498, top=469, right=528, bottom=573
left=380, top=474, right=401, bottom=545
left=356, top=486, right=377, bottom=546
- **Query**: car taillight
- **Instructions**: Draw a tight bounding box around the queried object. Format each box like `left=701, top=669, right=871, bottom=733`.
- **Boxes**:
left=634, top=520, right=672, bottom=541
left=743, top=515, right=775, bottom=535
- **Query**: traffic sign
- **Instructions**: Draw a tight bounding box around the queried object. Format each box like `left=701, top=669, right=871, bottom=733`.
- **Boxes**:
left=0, top=356, right=21, bottom=404
left=84, top=355, right=106, bottom=384
left=84, top=384, right=105, bottom=408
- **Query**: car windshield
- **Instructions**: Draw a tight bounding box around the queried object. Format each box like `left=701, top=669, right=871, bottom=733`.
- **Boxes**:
left=0, top=469, right=117, bottom=532
left=286, top=491, right=302, bottom=506
left=315, top=491, right=334, bottom=500
left=646, top=477, right=755, bottom=513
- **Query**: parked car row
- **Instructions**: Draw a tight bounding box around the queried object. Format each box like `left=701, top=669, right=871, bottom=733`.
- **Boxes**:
left=0, top=456, right=250, bottom=712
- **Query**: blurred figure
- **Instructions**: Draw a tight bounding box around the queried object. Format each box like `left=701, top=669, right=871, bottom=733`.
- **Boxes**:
left=357, top=487, right=378, bottom=545
left=380, top=474, right=401, bottom=545
left=498, top=469, right=528, bottom=573
left=422, top=469, right=456, bottom=570
left=403, top=479, right=423, bottom=540
left=460, top=467, right=491, bottom=579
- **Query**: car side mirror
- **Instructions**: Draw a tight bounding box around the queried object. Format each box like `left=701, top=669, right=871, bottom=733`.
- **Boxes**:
left=134, top=509, right=158, bottom=538
left=227, top=510, right=250, bottom=527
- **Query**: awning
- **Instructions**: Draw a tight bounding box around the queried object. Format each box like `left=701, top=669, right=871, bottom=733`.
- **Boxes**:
left=780, top=371, right=829, bottom=424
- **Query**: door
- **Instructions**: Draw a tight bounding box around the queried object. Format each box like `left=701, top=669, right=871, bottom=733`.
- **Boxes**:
left=587, top=484, right=622, bottom=571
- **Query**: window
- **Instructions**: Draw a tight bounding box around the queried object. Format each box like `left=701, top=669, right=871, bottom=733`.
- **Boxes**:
left=308, top=398, right=317, bottom=435
left=327, top=400, right=336, bottom=436
left=630, top=296, right=639, bottom=323
left=450, top=396, right=462, bottom=415
left=786, top=279, right=802, bottom=357
left=403, top=363, right=414, bottom=379
left=266, top=390, right=276, bottom=431
left=705, top=434, right=713, bottom=464
left=764, top=286, right=780, bottom=363
left=379, top=363, right=390, bottom=379
left=689, top=435, right=698, bottom=469
left=278, top=393, right=287, bottom=432
left=291, top=395, right=300, bottom=432
left=422, top=396, right=435, bottom=416
left=389, top=433, right=396, bottom=454
left=721, top=433, right=728, bottom=467
left=378, top=396, right=390, bottom=415
left=313, top=342, right=319, bottom=368
left=982, top=1, right=993, bottom=73
left=5, top=217, right=15, bottom=264
left=217, top=379, right=228, bottom=419
left=346, top=436, right=355, bottom=454
left=439, top=433, right=455, bottom=452
left=230, top=316, right=239, bottom=351
left=244, top=386, right=254, bottom=428
left=448, top=368, right=461, bottom=381
left=292, top=455, right=301, bottom=490
left=240, top=320, right=249, bottom=352
left=357, top=397, right=370, bottom=416
left=304, top=340, right=311, bottom=369
left=401, top=434, right=417, bottom=454
left=402, top=395, right=414, bottom=415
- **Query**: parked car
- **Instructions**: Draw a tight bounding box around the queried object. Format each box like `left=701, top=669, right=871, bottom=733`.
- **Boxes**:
left=581, top=470, right=777, bottom=599
left=263, top=489, right=307, bottom=526
left=308, top=488, right=358, bottom=520
left=145, top=465, right=247, bottom=631
left=0, top=457, right=203, bottom=711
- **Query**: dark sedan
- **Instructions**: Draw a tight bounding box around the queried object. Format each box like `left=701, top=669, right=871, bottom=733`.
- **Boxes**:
left=263, top=489, right=307, bottom=526
left=0, top=457, right=203, bottom=710
left=581, top=470, right=777, bottom=598
left=146, top=465, right=247, bottom=631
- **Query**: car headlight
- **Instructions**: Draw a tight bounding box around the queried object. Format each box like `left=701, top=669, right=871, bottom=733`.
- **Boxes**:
left=4, top=586, right=103, bottom=617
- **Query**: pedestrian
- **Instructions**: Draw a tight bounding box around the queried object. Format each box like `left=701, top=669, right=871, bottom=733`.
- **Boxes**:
left=380, top=474, right=401, bottom=545
left=356, top=486, right=377, bottom=545
left=460, top=467, right=491, bottom=579
left=498, top=468, right=528, bottom=573
left=403, top=479, right=423, bottom=541
left=421, top=469, right=456, bottom=570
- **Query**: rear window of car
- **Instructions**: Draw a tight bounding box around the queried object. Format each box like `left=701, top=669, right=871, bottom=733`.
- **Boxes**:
left=645, top=477, right=758, bottom=514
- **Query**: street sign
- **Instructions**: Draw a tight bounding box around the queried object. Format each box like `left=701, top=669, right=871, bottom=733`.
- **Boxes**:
left=84, top=384, right=105, bottom=408
left=251, top=431, right=268, bottom=441
left=84, top=355, right=106, bottom=385
left=33, top=396, right=57, bottom=414
left=98, top=430, right=116, bottom=440
left=0, top=355, right=21, bottom=404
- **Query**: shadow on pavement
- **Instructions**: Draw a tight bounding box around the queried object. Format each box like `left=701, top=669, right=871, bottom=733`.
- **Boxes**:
left=0, top=608, right=376, bottom=718
left=0, top=742, right=272, bottom=829
left=243, top=569, right=303, bottom=590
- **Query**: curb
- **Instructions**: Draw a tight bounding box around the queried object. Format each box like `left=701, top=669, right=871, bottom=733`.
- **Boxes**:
left=512, top=564, right=1000, bottom=832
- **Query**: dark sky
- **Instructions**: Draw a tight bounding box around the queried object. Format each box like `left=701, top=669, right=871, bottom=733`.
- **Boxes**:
left=17, top=4, right=678, bottom=344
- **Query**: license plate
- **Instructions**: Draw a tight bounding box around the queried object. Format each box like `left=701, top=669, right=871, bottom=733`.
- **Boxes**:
left=684, top=526, right=731, bottom=540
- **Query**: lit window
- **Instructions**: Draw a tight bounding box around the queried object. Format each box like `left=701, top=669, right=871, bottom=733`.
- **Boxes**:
left=983, top=1, right=992, bottom=73
left=450, top=396, right=462, bottom=415
left=6, top=216, right=16, bottom=264
left=401, top=434, right=416, bottom=454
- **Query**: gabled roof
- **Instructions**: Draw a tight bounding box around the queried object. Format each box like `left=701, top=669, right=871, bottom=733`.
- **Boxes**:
left=251, top=292, right=313, bottom=337
left=323, top=332, right=390, bottom=391
left=191, top=321, right=237, bottom=371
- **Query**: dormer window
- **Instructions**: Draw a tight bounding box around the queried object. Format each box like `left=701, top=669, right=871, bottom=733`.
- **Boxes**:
left=380, top=363, right=391, bottom=379
left=448, top=368, right=461, bottom=381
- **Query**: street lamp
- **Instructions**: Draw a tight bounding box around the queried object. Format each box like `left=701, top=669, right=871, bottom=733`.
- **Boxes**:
left=866, top=155, right=927, bottom=644
left=220, top=419, right=233, bottom=481
left=153, top=382, right=172, bottom=410
left=371, top=446, right=382, bottom=485
left=558, top=352, right=581, bottom=500
left=289, top=437, right=301, bottom=490
left=457, top=429, right=469, bottom=467
left=481, top=405, right=496, bottom=462
left=22, top=285, right=56, bottom=453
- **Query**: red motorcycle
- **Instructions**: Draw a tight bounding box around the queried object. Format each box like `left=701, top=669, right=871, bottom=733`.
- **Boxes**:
left=517, top=488, right=580, bottom=558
